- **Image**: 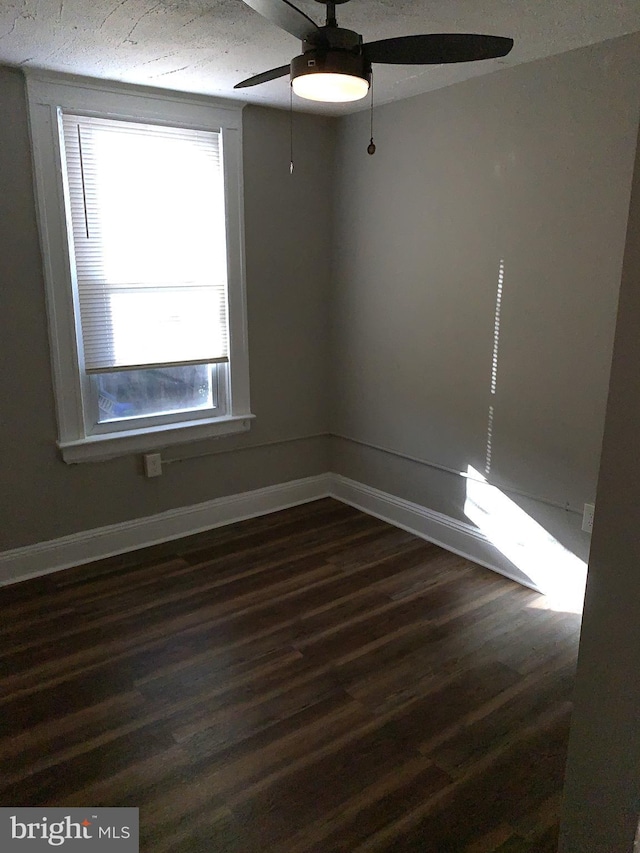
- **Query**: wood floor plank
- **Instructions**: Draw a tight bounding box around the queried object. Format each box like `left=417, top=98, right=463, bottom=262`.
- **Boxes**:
left=0, top=498, right=581, bottom=851
left=230, top=720, right=422, bottom=848
left=285, top=756, right=451, bottom=853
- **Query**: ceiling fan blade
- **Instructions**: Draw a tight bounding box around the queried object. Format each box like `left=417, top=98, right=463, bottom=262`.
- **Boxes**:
left=363, top=34, right=514, bottom=65
left=234, top=64, right=291, bottom=89
left=241, top=0, right=319, bottom=41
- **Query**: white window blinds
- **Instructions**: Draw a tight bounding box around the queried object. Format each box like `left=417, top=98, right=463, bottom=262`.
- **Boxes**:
left=61, top=114, right=229, bottom=373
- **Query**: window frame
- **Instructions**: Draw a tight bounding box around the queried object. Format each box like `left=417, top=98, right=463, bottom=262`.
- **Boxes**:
left=26, top=72, right=253, bottom=463
left=88, top=363, right=228, bottom=435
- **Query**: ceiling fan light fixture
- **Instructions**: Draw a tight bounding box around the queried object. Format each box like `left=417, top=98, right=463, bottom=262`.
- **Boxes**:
left=290, top=50, right=370, bottom=103
left=292, top=71, right=369, bottom=102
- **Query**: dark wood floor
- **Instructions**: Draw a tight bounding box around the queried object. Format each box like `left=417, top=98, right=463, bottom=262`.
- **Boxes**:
left=0, top=498, right=581, bottom=852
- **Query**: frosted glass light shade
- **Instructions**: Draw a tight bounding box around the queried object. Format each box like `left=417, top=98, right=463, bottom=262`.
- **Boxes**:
left=292, top=72, right=369, bottom=103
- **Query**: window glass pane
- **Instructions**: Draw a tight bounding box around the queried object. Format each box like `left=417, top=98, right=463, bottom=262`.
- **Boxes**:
left=96, top=364, right=215, bottom=422
left=90, top=126, right=226, bottom=287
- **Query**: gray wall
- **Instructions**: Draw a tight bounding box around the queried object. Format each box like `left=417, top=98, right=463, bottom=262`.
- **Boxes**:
left=560, top=117, right=640, bottom=853
left=330, top=35, right=640, bottom=569
left=0, top=70, right=334, bottom=550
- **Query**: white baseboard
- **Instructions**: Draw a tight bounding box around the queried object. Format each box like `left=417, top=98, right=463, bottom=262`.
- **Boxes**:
left=0, top=473, right=333, bottom=587
left=0, top=471, right=538, bottom=592
left=329, top=474, right=541, bottom=593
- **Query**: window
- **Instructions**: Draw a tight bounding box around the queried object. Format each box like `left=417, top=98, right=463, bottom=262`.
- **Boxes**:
left=27, top=73, right=252, bottom=462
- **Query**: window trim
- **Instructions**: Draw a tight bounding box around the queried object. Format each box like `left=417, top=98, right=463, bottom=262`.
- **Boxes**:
left=26, top=71, right=253, bottom=463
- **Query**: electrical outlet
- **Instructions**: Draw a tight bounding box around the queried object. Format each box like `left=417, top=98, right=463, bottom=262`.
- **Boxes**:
left=582, top=502, right=595, bottom=534
left=144, top=453, right=162, bottom=478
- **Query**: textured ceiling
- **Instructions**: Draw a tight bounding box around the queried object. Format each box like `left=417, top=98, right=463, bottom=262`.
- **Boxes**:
left=1, top=0, right=640, bottom=115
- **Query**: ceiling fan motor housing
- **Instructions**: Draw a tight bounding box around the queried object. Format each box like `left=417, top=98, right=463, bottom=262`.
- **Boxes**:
left=303, top=26, right=361, bottom=52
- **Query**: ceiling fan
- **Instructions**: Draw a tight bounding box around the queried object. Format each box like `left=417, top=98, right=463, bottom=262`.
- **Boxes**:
left=235, top=0, right=514, bottom=103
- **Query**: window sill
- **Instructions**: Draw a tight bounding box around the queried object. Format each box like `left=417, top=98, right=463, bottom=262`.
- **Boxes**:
left=59, top=414, right=255, bottom=463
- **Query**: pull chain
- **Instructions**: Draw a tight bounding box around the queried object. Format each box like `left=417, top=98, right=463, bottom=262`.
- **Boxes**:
left=77, top=125, right=90, bottom=237
left=367, top=70, right=376, bottom=155
left=289, top=82, right=294, bottom=174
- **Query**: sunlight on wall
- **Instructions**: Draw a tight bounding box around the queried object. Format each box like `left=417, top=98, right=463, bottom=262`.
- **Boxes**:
left=490, top=260, right=504, bottom=397
left=464, top=465, right=586, bottom=613
left=485, top=260, right=505, bottom=476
